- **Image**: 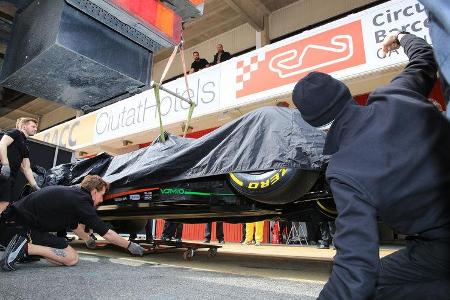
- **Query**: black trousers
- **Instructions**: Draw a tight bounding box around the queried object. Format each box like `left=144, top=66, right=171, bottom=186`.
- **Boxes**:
left=174, top=223, right=183, bottom=239
left=0, top=177, right=14, bottom=203
left=0, top=205, right=26, bottom=247
left=305, top=222, right=320, bottom=243
left=375, top=238, right=450, bottom=299
left=319, top=221, right=336, bottom=245
left=162, top=221, right=183, bottom=239
left=145, top=220, right=153, bottom=241
left=0, top=205, right=66, bottom=249
left=241, top=223, right=246, bottom=241
left=205, top=222, right=224, bottom=240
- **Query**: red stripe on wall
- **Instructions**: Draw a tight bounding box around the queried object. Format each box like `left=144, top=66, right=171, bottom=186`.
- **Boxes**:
left=155, top=220, right=270, bottom=243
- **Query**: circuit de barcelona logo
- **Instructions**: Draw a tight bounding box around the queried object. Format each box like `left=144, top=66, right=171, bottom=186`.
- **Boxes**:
left=235, top=20, right=366, bottom=98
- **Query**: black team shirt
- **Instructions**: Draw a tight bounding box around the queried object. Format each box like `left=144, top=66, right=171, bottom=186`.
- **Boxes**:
left=1, top=129, right=29, bottom=177
left=12, top=185, right=110, bottom=235
left=191, top=58, right=208, bottom=72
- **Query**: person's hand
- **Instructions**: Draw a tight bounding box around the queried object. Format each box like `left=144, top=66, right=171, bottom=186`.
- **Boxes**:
left=30, top=184, right=41, bottom=192
left=381, top=32, right=403, bottom=58
left=0, top=164, right=10, bottom=178
left=85, top=237, right=96, bottom=249
left=127, top=242, right=145, bottom=256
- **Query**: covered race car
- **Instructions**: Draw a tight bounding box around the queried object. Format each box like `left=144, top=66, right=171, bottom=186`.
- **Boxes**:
left=41, top=107, right=336, bottom=232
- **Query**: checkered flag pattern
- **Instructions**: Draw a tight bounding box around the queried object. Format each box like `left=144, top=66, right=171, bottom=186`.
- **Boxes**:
left=236, top=52, right=265, bottom=91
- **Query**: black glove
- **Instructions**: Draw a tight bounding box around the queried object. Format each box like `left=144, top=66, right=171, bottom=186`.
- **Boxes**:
left=0, top=164, right=10, bottom=178
left=127, top=242, right=145, bottom=256
left=85, top=236, right=96, bottom=249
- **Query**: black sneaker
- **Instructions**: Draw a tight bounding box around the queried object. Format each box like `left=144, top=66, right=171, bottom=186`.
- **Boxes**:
left=218, top=240, right=225, bottom=244
left=1, top=234, right=28, bottom=271
left=203, top=239, right=210, bottom=243
left=317, top=241, right=329, bottom=249
left=161, top=236, right=171, bottom=243
left=62, top=236, right=75, bottom=242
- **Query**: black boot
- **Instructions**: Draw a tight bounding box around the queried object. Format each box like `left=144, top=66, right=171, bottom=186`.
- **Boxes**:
left=317, top=240, right=329, bottom=249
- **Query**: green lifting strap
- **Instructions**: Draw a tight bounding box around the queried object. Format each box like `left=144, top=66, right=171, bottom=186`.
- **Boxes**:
left=153, top=83, right=166, bottom=143
left=152, top=32, right=197, bottom=143
left=183, top=102, right=195, bottom=138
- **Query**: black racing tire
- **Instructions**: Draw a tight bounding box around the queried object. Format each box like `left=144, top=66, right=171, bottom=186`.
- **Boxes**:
left=110, top=220, right=147, bottom=234
left=228, top=168, right=320, bottom=204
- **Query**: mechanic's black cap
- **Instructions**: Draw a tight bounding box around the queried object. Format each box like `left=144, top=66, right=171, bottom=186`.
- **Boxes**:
left=292, top=72, right=352, bottom=127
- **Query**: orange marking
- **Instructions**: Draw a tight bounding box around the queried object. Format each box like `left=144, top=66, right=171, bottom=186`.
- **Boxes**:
left=190, top=0, right=204, bottom=5
left=104, top=187, right=159, bottom=200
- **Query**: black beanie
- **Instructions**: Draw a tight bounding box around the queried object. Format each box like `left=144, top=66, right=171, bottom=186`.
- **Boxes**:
left=292, top=72, right=352, bottom=127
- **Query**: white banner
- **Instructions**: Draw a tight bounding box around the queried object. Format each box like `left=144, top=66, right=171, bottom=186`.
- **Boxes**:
left=361, top=0, right=429, bottom=66
left=92, top=65, right=221, bottom=143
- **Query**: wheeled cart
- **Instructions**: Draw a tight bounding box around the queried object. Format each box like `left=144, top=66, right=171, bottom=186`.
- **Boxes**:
left=134, top=239, right=221, bottom=261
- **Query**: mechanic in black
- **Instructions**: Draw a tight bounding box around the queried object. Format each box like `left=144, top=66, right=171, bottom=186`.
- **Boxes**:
left=293, top=32, right=450, bottom=299
left=0, top=117, right=40, bottom=213
left=161, top=221, right=183, bottom=243
left=211, top=44, right=231, bottom=65
left=204, top=221, right=224, bottom=244
left=190, top=51, right=209, bottom=73
left=0, top=175, right=145, bottom=271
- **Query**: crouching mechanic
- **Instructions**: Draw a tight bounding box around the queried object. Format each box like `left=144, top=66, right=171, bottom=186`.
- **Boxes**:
left=0, top=175, right=146, bottom=271
left=293, top=32, right=450, bottom=299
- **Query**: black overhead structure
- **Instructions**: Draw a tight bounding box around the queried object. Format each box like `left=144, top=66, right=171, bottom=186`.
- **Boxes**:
left=0, top=0, right=203, bottom=111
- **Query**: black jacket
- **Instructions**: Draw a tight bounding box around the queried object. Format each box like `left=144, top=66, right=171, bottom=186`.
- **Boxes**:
left=12, top=185, right=110, bottom=235
left=211, top=51, right=231, bottom=65
left=319, top=35, right=450, bottom=299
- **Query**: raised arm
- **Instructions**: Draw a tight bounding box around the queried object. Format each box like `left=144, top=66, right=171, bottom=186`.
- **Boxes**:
left=383, top=32, right=438, bottom=98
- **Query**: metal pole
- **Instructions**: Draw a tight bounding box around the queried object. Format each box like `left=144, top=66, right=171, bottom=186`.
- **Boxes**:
left=151, top=81, right=196, bottom=106
left=153, top=84, right=166, bottom=143
left=53, top=145, right=60, bottom=167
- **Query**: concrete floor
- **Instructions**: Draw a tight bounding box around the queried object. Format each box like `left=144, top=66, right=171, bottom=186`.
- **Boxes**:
left=0, top=241, right=402, bottom=300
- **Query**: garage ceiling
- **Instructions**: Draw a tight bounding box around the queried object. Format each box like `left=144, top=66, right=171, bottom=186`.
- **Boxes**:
left=0, top=0, right=369, bottom=133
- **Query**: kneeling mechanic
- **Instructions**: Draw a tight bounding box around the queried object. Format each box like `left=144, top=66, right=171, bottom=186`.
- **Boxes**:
left=0, top=175, right=146, bottom=271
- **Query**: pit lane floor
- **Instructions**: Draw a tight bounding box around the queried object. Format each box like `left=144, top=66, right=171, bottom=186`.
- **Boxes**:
left=0, top=242, right=401, bottom=299
left=0, top=253, right=325, bottom=299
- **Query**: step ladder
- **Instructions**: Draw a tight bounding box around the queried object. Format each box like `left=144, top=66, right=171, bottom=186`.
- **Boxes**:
left=286, top=222, right=309, bottom=245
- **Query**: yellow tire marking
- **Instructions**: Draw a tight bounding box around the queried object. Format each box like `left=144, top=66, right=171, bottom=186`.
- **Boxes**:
left=316, top=201, right=337, bottom=215
left=229, top=173, right=244, bottom=186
